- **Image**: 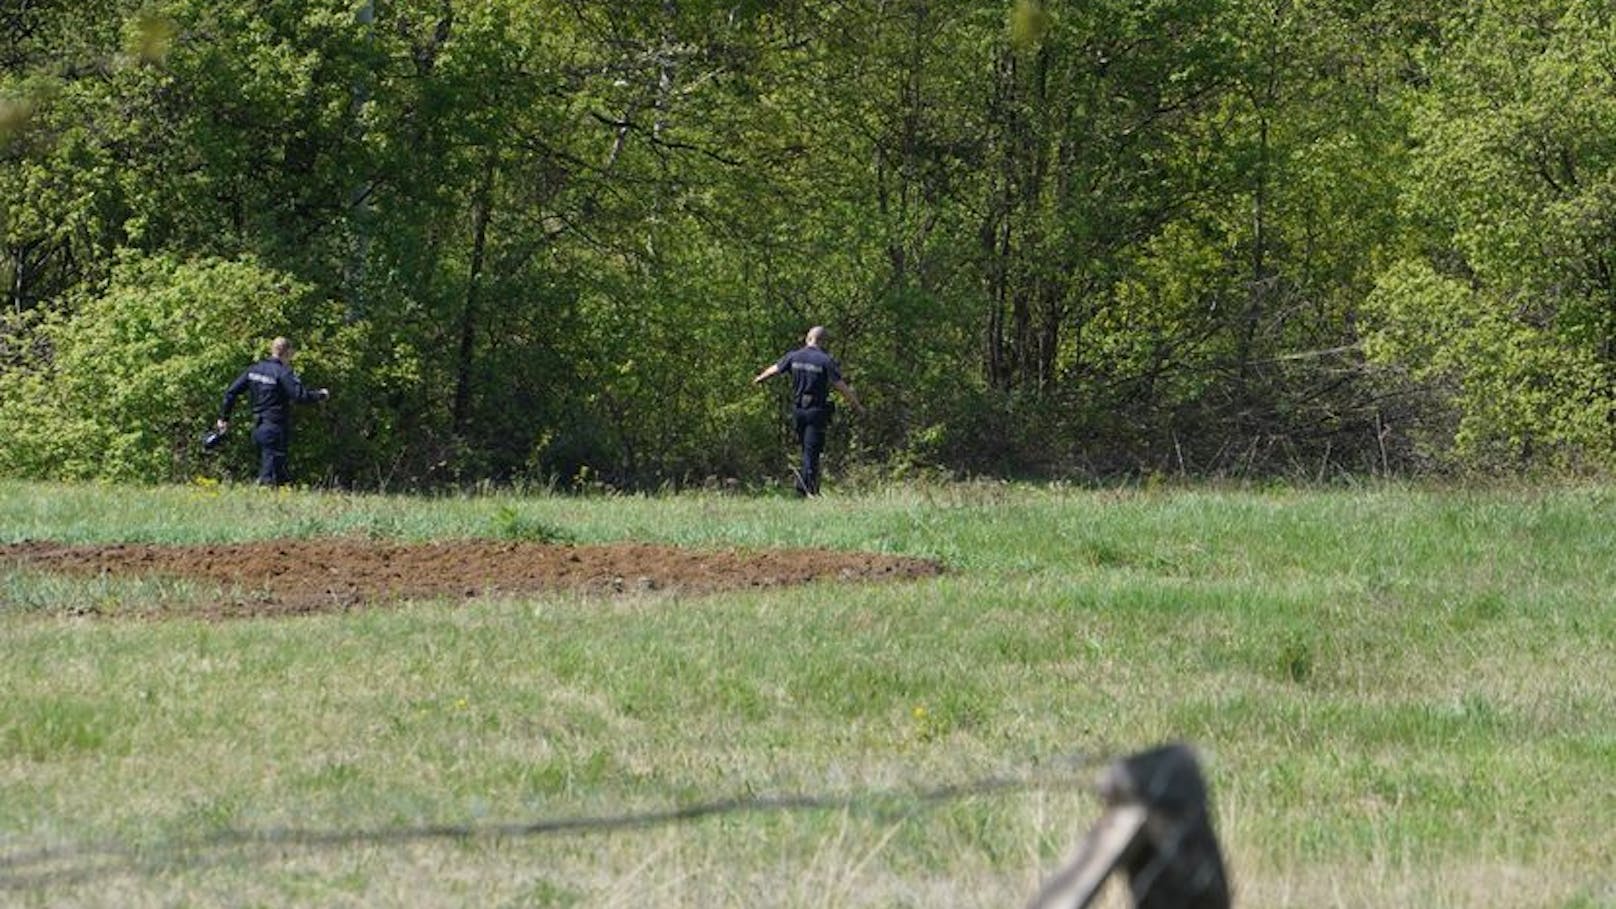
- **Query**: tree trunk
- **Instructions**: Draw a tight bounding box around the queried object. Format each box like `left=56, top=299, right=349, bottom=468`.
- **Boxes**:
left=452, top=155, right=497, bottom=437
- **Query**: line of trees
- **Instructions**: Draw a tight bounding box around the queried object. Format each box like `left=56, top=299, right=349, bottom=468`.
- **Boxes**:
left=3, top=1, right=1614, bottom=488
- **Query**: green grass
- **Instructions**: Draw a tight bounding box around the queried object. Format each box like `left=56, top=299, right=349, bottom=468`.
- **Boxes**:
left=1, top=479, right=1613, bottom=907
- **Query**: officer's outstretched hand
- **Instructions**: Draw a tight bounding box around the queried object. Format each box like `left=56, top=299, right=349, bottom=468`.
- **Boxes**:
left=316, top=388, right=332, bottom=401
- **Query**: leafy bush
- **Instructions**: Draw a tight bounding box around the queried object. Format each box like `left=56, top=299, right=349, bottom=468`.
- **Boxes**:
left=0, top=253, right=355, bottom=482
left=1361, top=260, right=1614, bottom=471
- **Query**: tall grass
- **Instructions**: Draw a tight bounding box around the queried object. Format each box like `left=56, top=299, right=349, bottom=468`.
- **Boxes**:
left=1, top=480, right=1612, bottom=907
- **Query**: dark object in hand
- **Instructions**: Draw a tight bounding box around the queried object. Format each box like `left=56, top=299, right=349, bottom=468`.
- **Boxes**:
left=202, top=428, right=227, bottom=451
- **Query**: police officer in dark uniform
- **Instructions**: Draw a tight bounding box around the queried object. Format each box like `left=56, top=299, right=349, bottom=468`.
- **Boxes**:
left=217, top=337, right=330, bottom=486
left=753, top=325, right=863, bottom=496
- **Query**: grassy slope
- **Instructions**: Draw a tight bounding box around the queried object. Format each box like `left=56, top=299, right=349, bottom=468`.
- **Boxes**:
left=1, top=480, right=1612, bottom=907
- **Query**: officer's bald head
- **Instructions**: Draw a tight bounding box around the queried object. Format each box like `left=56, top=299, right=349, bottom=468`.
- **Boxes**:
left=270, top=337, right=293, bottom=360
left=805, top=326, right=827, bottom=347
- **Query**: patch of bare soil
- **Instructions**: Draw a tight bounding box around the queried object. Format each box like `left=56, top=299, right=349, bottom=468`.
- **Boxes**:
left=0, top=540, right=943, bottom=618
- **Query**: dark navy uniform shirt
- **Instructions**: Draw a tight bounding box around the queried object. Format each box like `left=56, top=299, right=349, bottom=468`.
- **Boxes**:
left=775, top=346, right=842, bottom=409
left=221, top=358, right=321, bottom=427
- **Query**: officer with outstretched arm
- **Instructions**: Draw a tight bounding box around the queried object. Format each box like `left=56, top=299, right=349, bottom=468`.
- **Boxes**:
left=217, top=337, right=330, bottom=486
left=753, top=325, right=863, bottom=497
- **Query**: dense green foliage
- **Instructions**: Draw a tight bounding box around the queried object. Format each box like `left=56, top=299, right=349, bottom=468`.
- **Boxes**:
left=4, top=1, right=1614, bottom=486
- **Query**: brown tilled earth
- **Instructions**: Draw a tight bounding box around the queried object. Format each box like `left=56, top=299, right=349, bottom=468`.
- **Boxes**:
left=0, top=540, right=943, bottom=618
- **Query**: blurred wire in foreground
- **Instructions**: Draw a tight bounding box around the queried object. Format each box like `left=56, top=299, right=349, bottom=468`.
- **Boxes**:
left=1, top=749, right=1122, bottom=893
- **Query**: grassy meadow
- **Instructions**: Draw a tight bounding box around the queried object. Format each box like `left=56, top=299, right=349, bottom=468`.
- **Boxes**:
left=1, top=479, right=1613, bottom=907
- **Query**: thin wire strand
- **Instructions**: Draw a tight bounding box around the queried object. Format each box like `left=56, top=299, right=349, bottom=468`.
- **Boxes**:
left=0, top=749, right=1117, bottom=892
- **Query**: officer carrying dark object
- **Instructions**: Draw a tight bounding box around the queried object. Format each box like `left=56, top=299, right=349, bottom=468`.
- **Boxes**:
left=753, top=325, right=864, bottom=497
left=217, top=337, right=330, bottom=487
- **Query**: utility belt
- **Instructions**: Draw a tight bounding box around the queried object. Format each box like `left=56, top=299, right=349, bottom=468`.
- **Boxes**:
left=795, top=395, right=834, bottom=421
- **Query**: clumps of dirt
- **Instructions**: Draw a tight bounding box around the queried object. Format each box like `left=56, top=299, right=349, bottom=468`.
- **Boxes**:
left=0, top=539, right=943, bottom=618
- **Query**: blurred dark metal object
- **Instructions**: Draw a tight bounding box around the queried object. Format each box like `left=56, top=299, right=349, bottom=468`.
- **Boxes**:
left=1029, top=743, right=1230, bottom=909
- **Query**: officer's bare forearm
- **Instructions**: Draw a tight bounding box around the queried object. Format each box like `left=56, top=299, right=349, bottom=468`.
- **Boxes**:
left=834, top=380, right=863, bottom=412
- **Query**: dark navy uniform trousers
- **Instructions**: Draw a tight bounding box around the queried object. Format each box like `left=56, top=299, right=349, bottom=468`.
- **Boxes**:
left=251, top=421, right=292, bottom=486
left=792, top=404, right=832, bottom=496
